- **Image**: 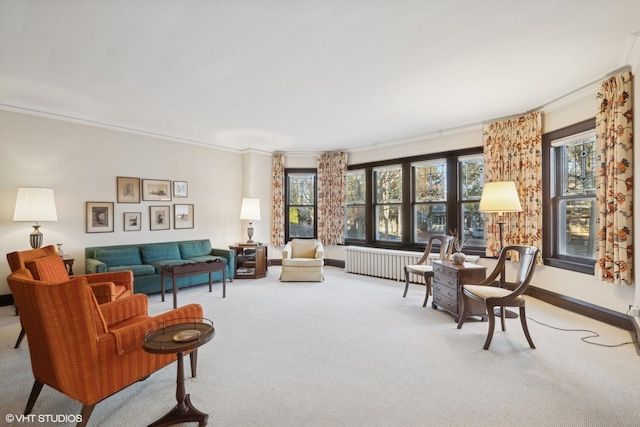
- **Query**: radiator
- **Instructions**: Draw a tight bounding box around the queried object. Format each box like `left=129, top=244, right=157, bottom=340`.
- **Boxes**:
left=344, top=246, right=436, bottom=284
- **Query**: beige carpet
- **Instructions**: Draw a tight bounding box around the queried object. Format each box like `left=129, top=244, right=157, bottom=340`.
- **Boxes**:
left=1, top=266, right=639, bottom=427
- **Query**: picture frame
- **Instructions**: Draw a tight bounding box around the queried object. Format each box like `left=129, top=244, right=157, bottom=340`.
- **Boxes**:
left=174, top=204, right=194, bottom=229
left=123, top=212, right=142, bottom=231
left=86, top=202, right=114, bottom=233
left=150, top=205, right=170, bottom=230
left=142, top=179, right=172, bottom=201
left=116, top=176, right=140, bottom=203
left=173, top=181, right=188, bottom=198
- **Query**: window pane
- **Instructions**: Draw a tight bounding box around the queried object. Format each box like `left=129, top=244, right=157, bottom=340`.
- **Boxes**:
left=414, top=161, right=446, bottom=202
left=345, top=206, right=366, bottom=239
left=288, top=174, right=315, bottom=205
left=561, top=136, right=597, bottom=196
left=414, top=204, right=446, bottom=243
left=376, top=205, right=402, bottom=241
left=375, top=166, right=402, bottom=203
left=460, top=157, right=484, bottom=199
left=462, top=202, right=485, bottom=247
left=289, top=206, right=315, bottom=238
left=347, top=170, right=366, bottom=204
left=559, top=199, right=596, bottom=258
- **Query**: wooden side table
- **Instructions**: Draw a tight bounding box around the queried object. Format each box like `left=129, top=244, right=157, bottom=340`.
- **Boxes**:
left=432, top=260, right=487, bottom=322
left=143, top=318, right=215, bottom=427
left=61, top=255, right=74, bottom=275
left=229, top=244, right=268, bottom=279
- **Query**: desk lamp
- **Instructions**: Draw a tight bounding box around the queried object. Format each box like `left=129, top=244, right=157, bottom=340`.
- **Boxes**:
left=13, top=187, right=58, bottom=249
left=240, top=198, right=261, bottom=243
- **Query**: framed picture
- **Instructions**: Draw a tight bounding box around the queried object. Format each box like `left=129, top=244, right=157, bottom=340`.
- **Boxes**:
left=174, top=204, right=194, bottom=229
left=150, top=205, right=170, bottom=230
left=173, top=181, right=188, bottom=198
left=123, top=212, right=142, bottom=231
left=142, top=179, right=172, bottom=201
left=86, top=202, right=114, bottom=233
left=116, top=176, right=140, bottom=203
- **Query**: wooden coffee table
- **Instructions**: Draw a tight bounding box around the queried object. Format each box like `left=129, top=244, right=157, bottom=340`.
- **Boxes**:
left=143, top=318, right=215, bottom=427
left=161, top=260, right=227, bottom=309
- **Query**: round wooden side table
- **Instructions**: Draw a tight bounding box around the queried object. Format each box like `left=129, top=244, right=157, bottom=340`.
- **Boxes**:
left=143, top=318, right=215, bottom=427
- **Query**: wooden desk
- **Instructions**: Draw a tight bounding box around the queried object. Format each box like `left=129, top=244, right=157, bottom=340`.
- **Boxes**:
left=160, top=260, right=227, bottom=309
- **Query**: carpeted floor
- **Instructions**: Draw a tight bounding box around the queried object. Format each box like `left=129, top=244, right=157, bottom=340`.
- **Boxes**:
left=1, top=266, right=639, bottom=426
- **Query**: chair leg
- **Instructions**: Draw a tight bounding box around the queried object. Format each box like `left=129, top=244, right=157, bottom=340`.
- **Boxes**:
left=500, top=306, right=506, bottom=331
left=190, top=349, right=198, bottom=378
left=78, top=404, right=95, bottom=427
left=24, top=380, right=44, bottom=415
left=422, top=276, right=432, bottom=308
left=520, top=306, right=536, bottom=349
left=403, top=268, right=410, bottom=297
left=483, top=304, right=496, bottom=350
left=15, top=327, right=26, bottom=348
left=456, top=293, right=469, bottom=329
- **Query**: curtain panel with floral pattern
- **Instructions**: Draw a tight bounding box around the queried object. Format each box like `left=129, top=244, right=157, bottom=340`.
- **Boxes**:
left=483, top=111, right=543, bottom=260
left=271, top=153, right=285, bottom=247
left=595, top=71, right=633, bottom=285
left=317, top=151, right=348, bottom=246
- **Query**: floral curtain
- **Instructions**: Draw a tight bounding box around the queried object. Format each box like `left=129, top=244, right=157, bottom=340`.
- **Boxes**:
left=317, top=151, right=348, bottom=245
left=271, top=153, right=285, bottom=246
left=483, top=111, right=543, bottom=260
left=595, top=71, right=633, bottom=285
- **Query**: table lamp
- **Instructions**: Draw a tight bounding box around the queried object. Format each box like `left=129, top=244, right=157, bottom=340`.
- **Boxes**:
left=240, top=198, right=261, bottom=243
left=479, top=181, right=522, bottom=318
left=13, top=187, right=58, bottom=249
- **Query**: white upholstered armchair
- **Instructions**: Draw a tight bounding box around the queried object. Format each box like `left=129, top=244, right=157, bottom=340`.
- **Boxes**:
left=279, top=239, right=325, bottom=282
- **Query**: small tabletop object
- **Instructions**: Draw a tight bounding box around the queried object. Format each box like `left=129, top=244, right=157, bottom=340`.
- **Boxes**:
left=143, top=318, right=215, bottom=427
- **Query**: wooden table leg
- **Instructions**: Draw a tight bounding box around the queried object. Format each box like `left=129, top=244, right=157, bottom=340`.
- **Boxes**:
left=172, top=276, right=178, bottom=310
left=161, top=271, right=166, bottom=302
left=222, top=270, right=226, bottom=298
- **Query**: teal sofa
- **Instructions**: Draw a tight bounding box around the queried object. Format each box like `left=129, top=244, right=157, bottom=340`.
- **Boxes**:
left=85, top=239, right=234, bottom=295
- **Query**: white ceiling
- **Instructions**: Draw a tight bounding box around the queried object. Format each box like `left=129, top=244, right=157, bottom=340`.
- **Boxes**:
left=1, top=0, right=639, bottom=154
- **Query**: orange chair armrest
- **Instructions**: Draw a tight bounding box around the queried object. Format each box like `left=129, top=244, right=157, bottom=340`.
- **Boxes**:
left=81, top=271, right=134, bottom=291
left=100, top=294, right=149, bottom=326
left=108, top=303, right=204, bottom=355
left=88, top=282, right=117, bottom=304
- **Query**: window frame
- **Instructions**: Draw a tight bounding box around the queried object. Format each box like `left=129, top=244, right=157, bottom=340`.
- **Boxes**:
left=345, top=147, right=485, bottom=255
left=284, top=168, right=318, bottom=242
left=542, top=118, right=596, bottom=275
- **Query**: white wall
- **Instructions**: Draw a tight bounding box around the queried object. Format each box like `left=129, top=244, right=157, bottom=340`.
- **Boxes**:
left=0, top=110, right=244, bottom=295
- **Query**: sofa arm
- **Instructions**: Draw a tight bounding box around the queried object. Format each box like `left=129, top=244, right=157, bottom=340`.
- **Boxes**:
left=282, top=243, right=293, bottom=259
left=100, top=293, right=149, bottom=326
left=315, top=242, right=324, bottom=259
left=211, top=248, right=235, bottom=274
left=107, top=303, right=204, bottom=355
left=86, top=258, right=107, bottom=274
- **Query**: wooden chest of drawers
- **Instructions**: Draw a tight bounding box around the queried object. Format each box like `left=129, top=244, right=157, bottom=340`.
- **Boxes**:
left=432, top=260, right=487, bottom=322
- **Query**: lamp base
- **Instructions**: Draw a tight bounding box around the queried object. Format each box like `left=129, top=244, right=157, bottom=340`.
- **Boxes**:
left=30, top=224, right=43, bottom=249
left=246, top=223, right=254, bottom=244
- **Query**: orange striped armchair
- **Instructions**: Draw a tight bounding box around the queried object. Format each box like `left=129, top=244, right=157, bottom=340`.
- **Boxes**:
left=7, top=245, right=134, bottom=348
left=7, top=268, right=203, bottom=427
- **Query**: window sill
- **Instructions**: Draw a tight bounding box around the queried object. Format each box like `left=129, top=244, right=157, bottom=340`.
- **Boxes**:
left=544, top=258, right=595, bottom=275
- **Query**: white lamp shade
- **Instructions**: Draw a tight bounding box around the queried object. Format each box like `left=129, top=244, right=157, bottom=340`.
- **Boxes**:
left=13, top=187, right=58, bottom=222
left=478, top=181, right=522, bottom=214
left=240, top=198, right=261, bottom=221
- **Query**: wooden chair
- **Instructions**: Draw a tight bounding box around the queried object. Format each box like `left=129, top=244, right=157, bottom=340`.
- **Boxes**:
left=457, top=245, right=540, bottom=350
left=7, top=268, right=203, bottom=427
left=403, top=235, right=454, bottom=307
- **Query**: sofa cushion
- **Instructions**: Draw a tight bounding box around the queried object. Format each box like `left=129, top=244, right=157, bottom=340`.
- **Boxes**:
left=291, top=239, right=318, bottom=258
left=95, top=248, right=142, bottom=267
left=179, top=241, right=213, bottom=259
left=141, top=243, right=181, bottom=264
left=108, top=265, right=156, bottom=277
left=25, top=255, right=70, bottom=282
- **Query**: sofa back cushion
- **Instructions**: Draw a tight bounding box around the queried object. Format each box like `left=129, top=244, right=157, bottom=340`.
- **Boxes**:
left=179, top=240, right=212, bottom=259
left=141, top=243, right=181, bottom=264
left=291, top=239, right=318, bottom=258
left=25, top=255, right=70, bottom=282
left=94, top=247, right=142, bottom=267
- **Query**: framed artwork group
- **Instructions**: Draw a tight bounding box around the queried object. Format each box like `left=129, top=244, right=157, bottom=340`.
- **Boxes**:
left=86, top=177, right=194, bottom=233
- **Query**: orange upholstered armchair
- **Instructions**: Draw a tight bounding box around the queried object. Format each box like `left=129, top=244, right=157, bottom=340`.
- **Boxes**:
left=8, top=268, right=203, bottom=427
left=7, top=245, right=134, bottom=348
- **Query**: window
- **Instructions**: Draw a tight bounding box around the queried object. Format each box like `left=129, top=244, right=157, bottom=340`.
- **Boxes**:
left=374, top=165, right=402, bottom=242
left=345, top=169, right=367, bottom=240
left=345, top=148, right=485, bottom=254
left=543, top=118, right=596, bottom=274
left=459, top=154, right=485, bottom=247
left=412, top=160, right=447, bottom=243
left=285, top=169, right=317, bottom=240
